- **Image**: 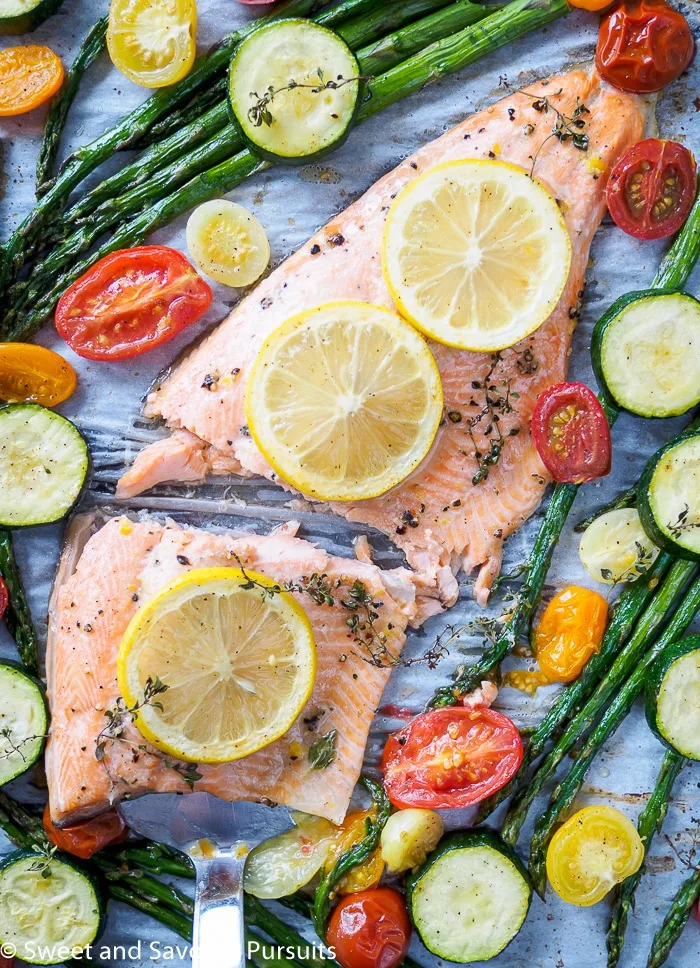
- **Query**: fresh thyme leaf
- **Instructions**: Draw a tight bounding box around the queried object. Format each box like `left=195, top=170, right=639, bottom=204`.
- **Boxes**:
left=308, top=729, right=338, bottom=770
left=518, top=87, right=590, bottom=177
left=667, top=503, right=700, bottom=540
left=29, top=844, right=57, bottom=879
left=248, top=72, right=369, bottom=128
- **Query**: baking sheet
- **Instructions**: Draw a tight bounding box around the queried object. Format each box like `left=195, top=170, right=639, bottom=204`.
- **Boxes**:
left=2, top=0, right=700, bottom=964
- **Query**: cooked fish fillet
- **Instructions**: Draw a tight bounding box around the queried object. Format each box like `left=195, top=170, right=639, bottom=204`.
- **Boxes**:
left=117, top=71, right=647, bottom=606
left=46, top=514, right=417, bottom=826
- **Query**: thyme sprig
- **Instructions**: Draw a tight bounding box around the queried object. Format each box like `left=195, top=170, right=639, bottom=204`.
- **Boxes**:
left=248, top=68, right=368, bottom=128
left=29, top=843, right=58, bottom=880
left=467, top=353, right=521, bottom=485
left=0, top=727, right=46, bottom=762
left=667, top=504, right=700, bottom=541
left=519, top=87, right=590, bottom=178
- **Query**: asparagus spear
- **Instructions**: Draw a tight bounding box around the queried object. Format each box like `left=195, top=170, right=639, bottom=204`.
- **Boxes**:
left=475, top=552, right=673, bottom=823
left=574, top=484, right=637, bottom=533
left=0, top=0, right=371, bottom=295
left=606, top=750, right=685, bottom=968
left=647, top=866, right=700, bottom=968
left=5, top=0, right=570, bottom=340
left=0, top=530, right=39, bottom=674
left=36, top=18, right=108, bottom=196
left=528, top=568, right=700, bottom=897
left=501, top=558, right=694, bottom=850
left=133, top=77, right=230, bottom=150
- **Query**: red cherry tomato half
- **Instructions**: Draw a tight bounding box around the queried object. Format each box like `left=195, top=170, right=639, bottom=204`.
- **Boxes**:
left=381, top=706, right=523, bottom=810
left=596, top=0, right=695, bottom=94
left=55, top=246, right=212, bottom=361
left=0, top=577, right=7, bottom=622
left=327, top=889, right=411, bottom=968
left=0, top=953, right=13, bottom=968
left=607, top=139, right=697, bottom=240
left=43, top=804, right=128, bottom=859
left=532, top=382, right=611, bottom=485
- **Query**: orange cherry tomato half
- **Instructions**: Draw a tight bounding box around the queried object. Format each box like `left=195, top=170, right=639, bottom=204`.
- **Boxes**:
left=0, top=46, right=64, bottom=117
left=568, top=0, right=614, bottom=10
left=382, top=706, right=523, bottom=810
left=535, top=586, right=609, bottom=683
left=607, top=139, right=697, bottom=241
left=532, top=382, right=611, bottom=484
left=55, top=246, right=212, bottom=361
left=325, top=809, right=385, bottom=895
left=43, top=804, right=128, bottom=860
left=596, top=0, right=695, bottom=95
left=0, top=343, right=77, bottom=407
left=327, top=888, right=411, bottom=968
left=0, top=577, right=8, bottom=622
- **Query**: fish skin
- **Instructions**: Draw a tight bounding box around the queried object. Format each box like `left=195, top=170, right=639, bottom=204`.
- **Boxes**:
left=46, top=515, right=417, bottom=827
left=117, top=71, right=648, bottom=606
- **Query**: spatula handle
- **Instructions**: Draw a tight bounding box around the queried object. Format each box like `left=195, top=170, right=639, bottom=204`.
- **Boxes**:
left=192, top=846, right=249, bottom=968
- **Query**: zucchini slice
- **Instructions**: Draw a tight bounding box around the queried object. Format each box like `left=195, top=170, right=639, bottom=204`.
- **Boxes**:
left=0, top=403, right=88, bottom=527
left=406, top=830, right=531, bottom=963
left=0, top=0, right=64, bottom=35
left=229, top=19, right=360, bottom=164
left=0, top=850, right=103, bottom=963
left=592, top=289, right=700, bottom=418
left=0, top=661, right=47, bottom=785
left=645, top=635, right=700, bottom=760
left=637, top=429, right=700, bottom=560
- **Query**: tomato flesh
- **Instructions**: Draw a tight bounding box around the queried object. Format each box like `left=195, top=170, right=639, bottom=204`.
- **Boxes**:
left=532, top=382, right=611, bottom=484
left=607, top=139, right=697, bottom=240
left=0, top=577, right=8, bottom=623
left=43, top=805, right=128, bottom=859
left=535, top=586, right=609, bottom=683
left=0, top=46, right=64, bottom=117
left=0, top=343, right=77, bottom=407
left=327, top=889, right=411, bottom=968
left=382, top=706, right=523, bottom=810
left=596, top=0, right=695, bottom=94
left=569, top=0, right=613, bottom=9
left=108, top=0, right=197, bottom=89
left=325, top=809, right=385, bottom=895
left=55, top=246, right=212, bottom=361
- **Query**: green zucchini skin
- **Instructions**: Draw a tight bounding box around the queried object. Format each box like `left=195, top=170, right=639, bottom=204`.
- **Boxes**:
left=406, top=830, right=532, bottom=963
left=645, top=634, right=700, bottom=757
left=0, top=659, right=48, bottom=784
left=0, top=0, right=65, bottom=35
left=637, top=429, right=700, bottom=562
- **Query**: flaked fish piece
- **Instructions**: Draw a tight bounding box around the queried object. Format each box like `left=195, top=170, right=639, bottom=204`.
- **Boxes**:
left=46, top=513, right=417, bottom=826
left=117, top=71, right=648, bottom=606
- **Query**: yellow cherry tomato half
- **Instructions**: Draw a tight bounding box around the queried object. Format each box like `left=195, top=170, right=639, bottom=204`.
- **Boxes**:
left=0, top=46, right=64, bottom=117
left=568, top=0, right=615, bottom=9
left=535, top=586, right=608, bottom=682
left=107, top=0, right=196, bottom=89
left=0, top=343, right=77, bottom=407
left=547, top=805, right=644, bottom=906
left=325, top=809, right=385, bottom=895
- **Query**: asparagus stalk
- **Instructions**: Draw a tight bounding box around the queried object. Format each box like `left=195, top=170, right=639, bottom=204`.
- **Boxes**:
left=0, top=0, right=369, bottom=294
left=574, top=485, right=637, bottom=533
left=606, top=750, right=686, bottom=968
left=133, top=77, right=229, bottom=150
left=5, top=0, right=571, bottom=341
left=501, top=558, right=695, bottom=849
left=0, top=530, right=40, bottom=674
left=475, top=552, right=673, bottom=823
left=646, top=866, right=700, bottom=968
left=36, top=18, right=108, bottom=196
left=107, top=883, right=194, bottom=940
left=528, top=568, right=700, bottom=897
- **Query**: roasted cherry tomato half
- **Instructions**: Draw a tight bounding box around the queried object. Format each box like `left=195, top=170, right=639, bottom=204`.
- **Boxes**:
left=607, top=139, right=697, bottom=240
left=108, top=0, right=197, bottom=89
left=0, top=953, right=13, bottom=968
left=546, top=805, right=643, bottom=906
left=325, top=809, right=385, bottom=895
left=0, top=577, right=8, bottom=623
left=532, top=382, right=611, bottom=484
left=55, top=246, right=212, bottom=361
left=596, top=0, right=695, bottom=94
left=0, top=343, right=77, bottom=407
left=382, top=706, right=523, bottom=810
left=535, top=586, right=608, bottom=683
left=569, top=0, right=614, bottom=9
left=43, top=804, right=128, bottom=859
left=327, top=888, right=411, bottom=968
left=0, top=45, right=64, bottom=117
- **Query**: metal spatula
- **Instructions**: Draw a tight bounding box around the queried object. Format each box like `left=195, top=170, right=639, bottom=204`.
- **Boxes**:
left=121, top=794, right=294, bottom=968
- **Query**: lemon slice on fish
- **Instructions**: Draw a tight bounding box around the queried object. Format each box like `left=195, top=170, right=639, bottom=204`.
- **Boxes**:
left=117, top=567, right=316, bottom=764
left=382, top=159, right=572, bottom=351
left=246, top=301, right=443, bottom=502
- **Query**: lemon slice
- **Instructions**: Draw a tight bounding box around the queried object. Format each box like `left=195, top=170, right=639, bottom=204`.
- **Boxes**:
left=246, top=301, right=443, bottom=501
left=186, top=200, right=270, bottom=288
left=117, top=567, right=316, bottom=764
left=382, top=159, right=572, bottom=351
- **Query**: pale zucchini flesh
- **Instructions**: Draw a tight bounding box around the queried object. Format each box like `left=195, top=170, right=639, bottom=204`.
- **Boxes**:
left=0, top=664, right=46, bottom=785
left=647, top=436, right=700, bottom=557
left=656, top=649, right=700, bottom=759
left=0, top=0, right=64, bottom=34
left=599, top=292, right=700, bottom=418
